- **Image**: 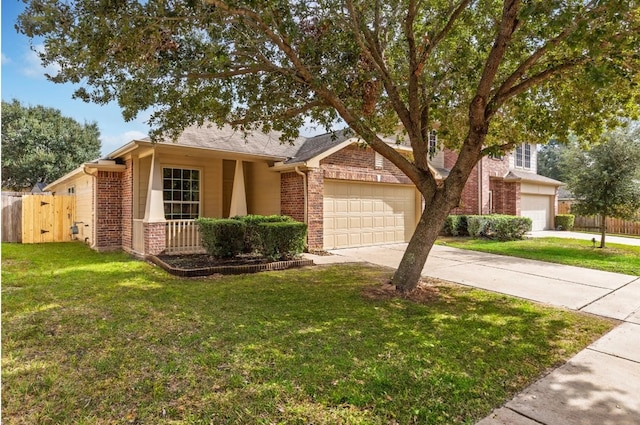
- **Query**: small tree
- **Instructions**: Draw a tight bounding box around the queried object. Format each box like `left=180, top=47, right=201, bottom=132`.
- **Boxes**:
left=1, top=100, right=101, bottom=190
left=563, top=125, right=640, bottom=248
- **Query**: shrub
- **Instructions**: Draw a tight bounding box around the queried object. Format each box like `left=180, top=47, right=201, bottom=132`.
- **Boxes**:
left=467, top=215, right=532, bottom=241
left=442, top=215, right=468, bottom=236
left=233, top=215, right=295, bottom=252
left=555, top=214, right=575, bottom=231
left=196, top=218, right=246, bottom=258
left=255, top=221, right=307, bottom=260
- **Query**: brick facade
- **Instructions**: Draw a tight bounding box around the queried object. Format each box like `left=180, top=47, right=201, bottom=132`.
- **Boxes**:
left=490, top=179, right=520, bottom=215
left=306, top=169, right=324, bottom=249
left=321, top=145, right=412, bottom=184
left=95, top=171, right=123, bottom=251
left=144, top=222, right=166, bottom=256
left=280, top=172, right=305, bottom=222
left=280, top=145, right=416, bottom=250
left=447, top=152, right=513, bottom=215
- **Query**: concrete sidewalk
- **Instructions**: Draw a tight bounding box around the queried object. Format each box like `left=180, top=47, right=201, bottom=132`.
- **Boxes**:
left=306, top=243, right=640, bottom=424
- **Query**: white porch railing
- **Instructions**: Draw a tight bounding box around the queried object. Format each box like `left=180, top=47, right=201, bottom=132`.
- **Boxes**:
left=165, top=219, right=205, bottom=254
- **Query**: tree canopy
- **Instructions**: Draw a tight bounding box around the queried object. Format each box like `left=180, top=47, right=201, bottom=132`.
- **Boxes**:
left=17, top=0, right=640, bottom=291
left=1, top=99, right=101, bottom=190
left=537, top=140, right=568, bottom=182
left=563, top=125, right=640, bottom=247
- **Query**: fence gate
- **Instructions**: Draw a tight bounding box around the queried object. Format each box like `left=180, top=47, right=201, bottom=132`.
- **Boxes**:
left=22, top=195, right=76, bottom=243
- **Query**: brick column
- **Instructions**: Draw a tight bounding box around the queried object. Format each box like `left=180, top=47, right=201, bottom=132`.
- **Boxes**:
left=144, top=222, right=166, bottom=255
left=306, top=169, right=324, bottom=250
left=280, top=170, right=324, bottom=250
left=95, top=171, right=123, bottom=251
left=280, top=172, right=305, bottom=222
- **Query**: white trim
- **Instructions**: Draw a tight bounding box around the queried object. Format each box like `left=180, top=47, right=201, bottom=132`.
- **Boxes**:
left=161, top=164, right=203, bottom=220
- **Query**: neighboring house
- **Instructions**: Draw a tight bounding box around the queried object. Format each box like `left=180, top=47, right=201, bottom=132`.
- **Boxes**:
left=45, top=125, right=561, bottom=255
left=31, top=182, right=48, bottom=193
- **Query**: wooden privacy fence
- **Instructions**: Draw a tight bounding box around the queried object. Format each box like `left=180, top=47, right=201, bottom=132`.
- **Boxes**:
left=21, top=194, right=76, bottom=243
left=558, top=201, right=640, bottom=236
left=2, top=192, right=24, bottom=243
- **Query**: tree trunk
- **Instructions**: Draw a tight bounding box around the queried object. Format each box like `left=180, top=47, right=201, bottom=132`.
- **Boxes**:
left=599, top=214, right=607, bottom=248
left=392, top=198, right=452, bottom=293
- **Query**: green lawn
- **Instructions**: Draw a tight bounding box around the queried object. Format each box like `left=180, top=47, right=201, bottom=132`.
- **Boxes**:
left=2, top=243, right=615, bottom=424
left=440, top=237, right=640, bottom=276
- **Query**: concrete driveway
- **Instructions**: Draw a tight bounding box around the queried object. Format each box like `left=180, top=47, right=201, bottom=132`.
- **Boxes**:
left=307, top=243, right=640, bottom=425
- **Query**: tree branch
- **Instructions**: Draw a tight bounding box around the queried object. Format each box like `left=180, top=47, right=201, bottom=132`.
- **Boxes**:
left=185, top=64, right=272, bottom=80
left=343, top=0, right=413, bottom=138
left=490, top=0, right=603, bottom=113
left=418, top=0, right=472, bottom=65
left=228, top=99, right=326, bottom=126
left=476, top=0, right=521, bottom=101
left=487, top=57, right=590, bottom=118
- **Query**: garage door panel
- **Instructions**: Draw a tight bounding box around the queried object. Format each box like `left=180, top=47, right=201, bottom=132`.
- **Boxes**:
left=324, top=181, right=416, bottom=249
left=335, top=217, right=348, bottom=230
left=521, top=194, right=551, bottom=231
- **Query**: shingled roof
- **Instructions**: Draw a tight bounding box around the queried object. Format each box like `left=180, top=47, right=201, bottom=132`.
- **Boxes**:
left=149, top=123, right=304, bottom=160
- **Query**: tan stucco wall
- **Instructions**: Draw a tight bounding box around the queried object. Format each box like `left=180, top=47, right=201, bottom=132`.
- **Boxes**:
left=156, top=151, right=223, bottom=218
left=48, top=172, right=95, bottom=244
left=245, top=162, right=280, bottom=216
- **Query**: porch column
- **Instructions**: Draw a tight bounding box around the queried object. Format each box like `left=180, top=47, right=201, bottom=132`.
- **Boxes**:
left=143, top=149, right=166, bottom=223
left=143, top=149, right=166, bottom=255
left=229, top=160, right=247, bottom=217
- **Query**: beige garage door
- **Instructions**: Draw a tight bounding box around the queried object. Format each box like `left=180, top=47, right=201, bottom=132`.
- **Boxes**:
left=323, top=181, right=416, bottom=249
left=521, top=194, right=552, bottom=231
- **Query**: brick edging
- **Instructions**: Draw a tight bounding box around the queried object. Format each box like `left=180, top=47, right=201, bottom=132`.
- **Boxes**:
left=146, top=255, right=315, bottom=277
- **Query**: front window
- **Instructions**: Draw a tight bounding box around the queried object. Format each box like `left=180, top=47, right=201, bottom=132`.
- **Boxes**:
left=515, top=143, right=532, bottom=169
left=515, top=145, right=523, bottom=167
left=163, top=167, right=200, bottom=219
left=524, top=143, right=531, bottom=168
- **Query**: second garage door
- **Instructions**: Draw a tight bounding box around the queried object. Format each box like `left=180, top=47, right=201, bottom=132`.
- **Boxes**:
left=323, top=181, right=416, bottom=249
left=521, top=194, right=552, bottom=231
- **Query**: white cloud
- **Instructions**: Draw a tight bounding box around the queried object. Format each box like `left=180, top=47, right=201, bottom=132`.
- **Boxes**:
left=22, top=44, right=61, bottom=79
left=100, top=130, right=148, bottom=155
left=1, top=53, right=12, bottom=65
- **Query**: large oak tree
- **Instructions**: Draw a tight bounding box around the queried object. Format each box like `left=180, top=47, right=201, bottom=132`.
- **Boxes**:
left=18, top=0, right=639, bottom=291
left=1, top=99, right=101, bottom=190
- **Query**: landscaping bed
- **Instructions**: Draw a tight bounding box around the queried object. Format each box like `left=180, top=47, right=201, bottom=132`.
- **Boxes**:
left=150, top=253, right=313, bottom=277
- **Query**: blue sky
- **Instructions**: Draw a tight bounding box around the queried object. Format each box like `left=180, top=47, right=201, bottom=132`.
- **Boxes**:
left=2, top=0, right=151, bottom=156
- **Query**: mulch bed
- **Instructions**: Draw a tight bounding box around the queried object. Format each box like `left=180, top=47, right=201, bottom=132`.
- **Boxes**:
left=156, top=253, right=270, bottom=269
left=149, top=253, right=314, bottom=277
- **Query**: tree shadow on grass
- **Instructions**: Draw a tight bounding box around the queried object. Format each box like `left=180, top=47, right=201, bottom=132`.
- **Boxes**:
left=1, top=250, right=616, bottom=425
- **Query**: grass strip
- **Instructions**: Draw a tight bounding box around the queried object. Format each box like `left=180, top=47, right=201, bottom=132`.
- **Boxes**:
left=439, top=237, right=640, bottom=276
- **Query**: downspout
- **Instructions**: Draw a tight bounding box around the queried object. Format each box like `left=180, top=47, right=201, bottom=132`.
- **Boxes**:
left=294, top=166, right=308, bottom=224
left=82, top=166, right=97, bottom=250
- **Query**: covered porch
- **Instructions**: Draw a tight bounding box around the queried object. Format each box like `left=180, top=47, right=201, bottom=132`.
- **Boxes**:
left=125, top=143, right=282, bottom=255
